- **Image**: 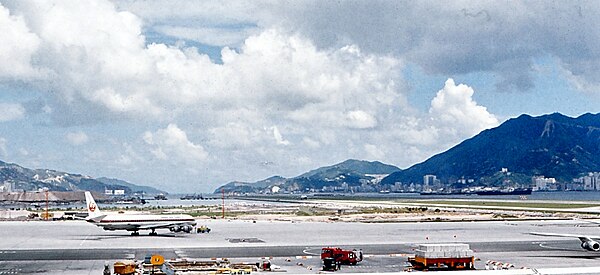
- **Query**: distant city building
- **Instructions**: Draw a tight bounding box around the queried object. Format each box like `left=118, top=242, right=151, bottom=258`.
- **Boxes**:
left=566, top=181, right=585, bottom=191
left=0, top=182, right=13, bottom=192
left=423, top=175, right=440, bottom=191
left=105, top=189, right=113, bottom=195
left=457, top=178, right=475, bottom=185
left=575, top=172, right=600, bottom=191
left=500, top=168, right=512, bottom=176
left=532, top=176, right=557, bottom=191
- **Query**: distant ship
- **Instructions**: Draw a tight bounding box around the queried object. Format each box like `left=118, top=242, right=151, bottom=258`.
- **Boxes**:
left=180, top=194, right=204, bottom=200
left=420, top=190, right=463, bottom=195
left=154, top=194, right=168, bottom=200
left=475, top=187, right=532, bottom=196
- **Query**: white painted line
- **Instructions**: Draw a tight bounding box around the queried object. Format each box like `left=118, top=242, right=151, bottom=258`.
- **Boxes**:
left=78, top=233, right=90, bottom=247
left=302, top=249, right=320, bottom=256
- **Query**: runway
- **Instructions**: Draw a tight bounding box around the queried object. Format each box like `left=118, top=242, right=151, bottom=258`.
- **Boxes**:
left=0, top=241, right=581, bottom=261
left=2, top=219, right=600, bottom=274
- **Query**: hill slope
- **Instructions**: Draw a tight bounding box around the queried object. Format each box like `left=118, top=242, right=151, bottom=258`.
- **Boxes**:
left=381, top=113, right=600, bottom=185
left=0, top=160, right=162, bottom=194
left=215, top=159, right=400, bottom=193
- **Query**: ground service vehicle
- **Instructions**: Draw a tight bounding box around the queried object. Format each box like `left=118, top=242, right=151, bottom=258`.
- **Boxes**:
left=197, top=225, right=211, bottom=233
left=408, top=243, right=475, bottom=270
left=322, top=257, right=338, bottom=271
left=321, top=247, right=363, bottom=265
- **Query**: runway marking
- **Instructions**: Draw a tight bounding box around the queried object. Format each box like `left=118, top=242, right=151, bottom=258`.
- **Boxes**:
left=175, top=250, right=190, bottom=259
left=302, top=248, right=320, bottom=256
left=537, top=242, right=579, bottom=251
left=79, top=233, right=91, bottom=246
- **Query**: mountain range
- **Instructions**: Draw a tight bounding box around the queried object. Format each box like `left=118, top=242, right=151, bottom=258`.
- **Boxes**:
left=217, top=112, right=600, bottom=193
left=5, top=112, right=597, bottom=195
left=0, top=160, right=163, bottom=194
left=381, top=113, right=600, bottom=186
left=215, top=159, right=400, bottom=194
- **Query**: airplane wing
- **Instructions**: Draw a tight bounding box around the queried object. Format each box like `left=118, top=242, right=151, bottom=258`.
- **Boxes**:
left=529, top=232, right=600, bottom=242
left=85, top=215, right=107, bottom=223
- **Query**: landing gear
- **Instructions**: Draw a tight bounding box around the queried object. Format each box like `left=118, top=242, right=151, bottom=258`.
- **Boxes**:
left=149, top=229, right=158, bottom=236
left=131, top=231, right=140, bottom=236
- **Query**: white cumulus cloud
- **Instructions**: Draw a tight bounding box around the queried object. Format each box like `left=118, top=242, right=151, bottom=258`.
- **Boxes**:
left=429, top=78, right=499, bottom=136
left=0, top=0, right=510, bottom=191
left=0, top=3, right=40, bottom=79
left=154, top=25, right=257, bottom=47
left=345, top=110, right=378, bottom=129
left=144, top=124, right=208, bottom=163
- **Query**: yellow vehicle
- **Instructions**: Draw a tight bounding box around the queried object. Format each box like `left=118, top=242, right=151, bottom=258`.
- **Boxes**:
left=197, top=225, right=211, bottom=233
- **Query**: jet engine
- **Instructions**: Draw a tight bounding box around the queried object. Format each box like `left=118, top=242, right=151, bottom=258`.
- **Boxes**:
left=581, top=240, right=600, bottom=251
left=170, top=226, right=182, bottom=232
left=170, top=225, right=193, bottom=233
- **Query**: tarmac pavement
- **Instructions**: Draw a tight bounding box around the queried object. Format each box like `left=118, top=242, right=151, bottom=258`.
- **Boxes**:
left=2, top=219, right=600, bottom=274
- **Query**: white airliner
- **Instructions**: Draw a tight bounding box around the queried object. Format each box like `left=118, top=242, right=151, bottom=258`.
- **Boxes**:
left=84, top=191, right=197, bottom=236
left=531, top=220, right=600, bottom=251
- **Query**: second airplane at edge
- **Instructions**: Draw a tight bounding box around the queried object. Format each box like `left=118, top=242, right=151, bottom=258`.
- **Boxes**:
left=531, top=219, right=600, bottom=252
left=84, top=191, right=197, bottom=236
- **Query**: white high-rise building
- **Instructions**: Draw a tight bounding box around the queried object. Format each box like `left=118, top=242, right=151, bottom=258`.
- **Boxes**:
left=532, top=176, right=556, bottom=191
left=423, top=175, right=437, bottom=191
left=583, top=172, right=600, bottom=190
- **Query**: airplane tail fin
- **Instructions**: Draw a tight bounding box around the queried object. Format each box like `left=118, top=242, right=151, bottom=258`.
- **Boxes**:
left=84, top=191, right=102, bottom=218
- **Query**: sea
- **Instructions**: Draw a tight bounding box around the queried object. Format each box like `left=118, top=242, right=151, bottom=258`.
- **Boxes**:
left=360, top=191, right=600, bottom=202
left=4, top=191, right=600, bottom=211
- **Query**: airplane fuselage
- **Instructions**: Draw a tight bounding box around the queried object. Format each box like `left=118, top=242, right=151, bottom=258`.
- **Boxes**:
left=83, top=191, right=197, bottom=235
left=87, top=214, right=196, bottom=231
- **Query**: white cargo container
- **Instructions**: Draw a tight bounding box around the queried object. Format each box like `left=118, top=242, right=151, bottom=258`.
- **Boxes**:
left=409, top=243, right=475, bottom=271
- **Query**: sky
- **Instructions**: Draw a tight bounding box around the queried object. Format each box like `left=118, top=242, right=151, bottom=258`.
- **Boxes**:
left=0, top=0, right=599, bottom=193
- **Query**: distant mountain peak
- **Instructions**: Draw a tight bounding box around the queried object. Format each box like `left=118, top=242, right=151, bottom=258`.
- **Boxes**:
left=214, top=159, right=400, bottom=194
left=0, top=160, right=164, bottom=194
left=381, top=112, right=600, bottom=186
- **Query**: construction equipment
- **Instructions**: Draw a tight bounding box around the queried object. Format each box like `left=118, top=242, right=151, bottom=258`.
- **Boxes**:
left=320, top=247, right=363, bottom=265
left=408, top=243, right=475, bottom=270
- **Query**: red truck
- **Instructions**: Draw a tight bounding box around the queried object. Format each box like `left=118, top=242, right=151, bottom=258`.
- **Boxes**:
left=321, top=247, right=363, bottom=265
